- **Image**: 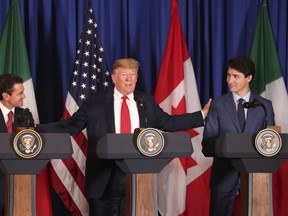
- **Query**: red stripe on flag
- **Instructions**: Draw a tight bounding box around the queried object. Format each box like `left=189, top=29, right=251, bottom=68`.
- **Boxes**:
left=36, top=167, right=53, bottom=216
left=72, top=132, right=88, bottom=157
left=50, top=166, right=83, bottom=215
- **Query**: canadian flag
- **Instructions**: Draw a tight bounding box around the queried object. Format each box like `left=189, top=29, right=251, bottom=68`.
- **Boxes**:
left=155, top=0, right=212, bottom=215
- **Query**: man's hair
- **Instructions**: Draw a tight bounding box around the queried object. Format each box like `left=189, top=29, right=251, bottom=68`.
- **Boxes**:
left=228, top=56, right=255, bottom=78
left=0, top=74, right=23, bottom=100
left=112, top=58, right=139, bottom=74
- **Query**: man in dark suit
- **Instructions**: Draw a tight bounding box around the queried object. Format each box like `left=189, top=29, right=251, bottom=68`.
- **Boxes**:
left=202, top=56, right=275, bottom=216
left=37, top=58, right=212, bottom=216
left=0, top=74, right=34, bottom=215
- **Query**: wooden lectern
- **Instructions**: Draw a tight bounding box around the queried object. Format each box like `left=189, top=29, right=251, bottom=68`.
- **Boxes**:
left=0, top=133, right=73, bottom=216
left=202, top=132, right=288, bottom=216
left=96, top=132, right=193, bottom=216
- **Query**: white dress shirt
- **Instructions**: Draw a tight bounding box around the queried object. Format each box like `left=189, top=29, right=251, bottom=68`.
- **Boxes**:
left=113, top=88, right=140, bottom=133
left=0, top=101, right=15, bottom=123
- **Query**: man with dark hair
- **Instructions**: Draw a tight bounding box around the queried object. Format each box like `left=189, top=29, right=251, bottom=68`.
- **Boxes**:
left=0, top=74, right=34, bottom=215
left=37, top=58, right=212, bottom=216
left=202, top=56, right=275, bottom=216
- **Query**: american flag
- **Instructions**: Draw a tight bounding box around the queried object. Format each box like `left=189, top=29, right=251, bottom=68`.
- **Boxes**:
left=49, top=1, right=112, bottom=215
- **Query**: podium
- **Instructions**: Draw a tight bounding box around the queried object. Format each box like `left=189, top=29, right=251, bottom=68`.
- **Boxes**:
left=202, top=133, right=288, bottom=216
left=96, top=132, right=193, bottom=216
left=0, top=133, right=73, bottom=216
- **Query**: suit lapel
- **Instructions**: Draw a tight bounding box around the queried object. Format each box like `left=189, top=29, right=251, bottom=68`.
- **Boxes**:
left=244, top=94, right=263, bottom=132
left=225, top=93, right=242, bottom=131
left=105, top=92, right=116, bottom=133
left=134, top=92, right=146, bottom=128
left=0, top=109, right=7, bottom=132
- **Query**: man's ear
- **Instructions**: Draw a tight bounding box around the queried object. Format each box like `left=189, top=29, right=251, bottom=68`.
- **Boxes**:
left=111, top=74, right=116, bottom=83
left=2, top=92, right=9, bottom=100
left=247, top=75, right=253, bottom=82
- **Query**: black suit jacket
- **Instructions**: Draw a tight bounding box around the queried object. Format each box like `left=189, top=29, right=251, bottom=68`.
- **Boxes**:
left=37, top=91, right=204, bottom=199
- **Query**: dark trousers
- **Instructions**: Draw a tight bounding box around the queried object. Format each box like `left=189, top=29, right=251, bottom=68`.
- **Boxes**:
left=209, top=186, right=238, bottom=216
left=89, top=166, right=126, bottom=216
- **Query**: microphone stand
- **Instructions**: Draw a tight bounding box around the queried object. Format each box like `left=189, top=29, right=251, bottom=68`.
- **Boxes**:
left=243, top=99, right=268, bottom=129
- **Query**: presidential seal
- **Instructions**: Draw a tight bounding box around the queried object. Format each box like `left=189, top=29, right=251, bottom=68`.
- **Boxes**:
left=13, top=129, right=43, bottom=159
left=255, top=128, right=282, bottom=157
left=136, top=128, right=165, bottom=157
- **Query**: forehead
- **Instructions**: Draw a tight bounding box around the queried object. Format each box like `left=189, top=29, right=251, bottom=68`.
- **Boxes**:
left=11, top=83, right=24, bottom=93
left=227, top=68, right=244, bottom=76
left=115, top=67, right=137, bottom=73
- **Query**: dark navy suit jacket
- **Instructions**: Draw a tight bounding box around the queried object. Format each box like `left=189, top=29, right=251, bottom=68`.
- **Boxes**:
left=37, top=90, right=204, bottom=199
left=203, top=92, right=275, bottom=192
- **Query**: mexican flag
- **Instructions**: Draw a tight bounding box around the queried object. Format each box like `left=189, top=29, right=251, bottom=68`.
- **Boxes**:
left=249, top=0, right=288, bottom=215
left=0, top=0, right=52, bottom=215
left=0, top=0, right=39, bottom=123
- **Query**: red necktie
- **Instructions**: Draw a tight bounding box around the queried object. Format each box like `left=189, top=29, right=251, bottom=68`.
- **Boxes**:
left=6, top=111, right=14, bottom=133
left=120, top=96, right=131, bottom=133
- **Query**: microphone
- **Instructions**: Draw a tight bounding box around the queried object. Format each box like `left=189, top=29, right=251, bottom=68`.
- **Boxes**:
left=243, top=100, right=261, bottom=108
left=134, top=95, right=146, bottom=109
left=134, top=95, right=147, bottom=127
left=243, top=99, right=268, bottom=129
left=18, top=108, right=34, bottom=128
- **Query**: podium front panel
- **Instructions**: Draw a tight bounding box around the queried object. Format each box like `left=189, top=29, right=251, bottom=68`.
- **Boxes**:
left=0, top=133, right=72, bottom=174
left=96, top=132, right=193, bottom=174
left=202, top=133, right=288, bottom=173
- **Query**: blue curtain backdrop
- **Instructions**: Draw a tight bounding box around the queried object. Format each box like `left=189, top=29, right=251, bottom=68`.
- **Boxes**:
left=0, top=0, right=287, bottom=124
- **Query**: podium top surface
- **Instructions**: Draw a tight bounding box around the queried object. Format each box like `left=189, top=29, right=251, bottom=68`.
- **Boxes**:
left=202, top=132, right=288, bottom=158
left=0, top=133, right=73, bottom=159
left=96, top=132, right=193, bottom=159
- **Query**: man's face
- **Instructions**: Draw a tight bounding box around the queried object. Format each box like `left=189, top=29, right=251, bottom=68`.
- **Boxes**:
left=226, top=68, right=252, bottom=97
left=112, top=67, right=138, bottom=95
left=3, top=83, right=26, bottom=109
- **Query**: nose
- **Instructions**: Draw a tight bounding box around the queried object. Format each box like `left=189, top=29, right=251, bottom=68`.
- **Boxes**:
left=227, top=76, right=234, bottom=83
left=125, top=74, right=133, bottom=80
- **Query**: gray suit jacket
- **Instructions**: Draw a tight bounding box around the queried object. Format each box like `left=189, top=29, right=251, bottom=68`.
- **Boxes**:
left=203, top=92, right=275, bottom=192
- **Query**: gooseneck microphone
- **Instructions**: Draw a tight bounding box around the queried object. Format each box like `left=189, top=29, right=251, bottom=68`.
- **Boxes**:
left=243, top=99, right=268, bottom=129
left=18, top=108, right=34, bottom=128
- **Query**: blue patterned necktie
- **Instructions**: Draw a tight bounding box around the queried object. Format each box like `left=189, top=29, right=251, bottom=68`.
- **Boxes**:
left=237, top=98, right=245, bottom=132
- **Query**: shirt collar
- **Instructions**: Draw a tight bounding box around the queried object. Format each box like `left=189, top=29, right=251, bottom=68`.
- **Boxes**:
left=232, top=91, right=251, bottom=103
left=113, top=88, right=134, bottom=101
left=0, top=101, right=15, bottom=117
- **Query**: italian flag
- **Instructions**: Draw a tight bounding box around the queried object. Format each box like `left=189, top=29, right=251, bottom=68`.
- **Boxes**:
left=249, top=0, right=288, bottom=215
left=0, top=0, right=52, bottom=215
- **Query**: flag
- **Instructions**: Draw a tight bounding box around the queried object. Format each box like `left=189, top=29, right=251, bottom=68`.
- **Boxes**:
left=0, top=0, right=39, bottom=123
left=249, top=0, right=288, bottom=215
left=49, top=1, right=112, bottom=215
left=0, top=1, right=51, bottom=216
left=155, top=0, right=212, bottom=215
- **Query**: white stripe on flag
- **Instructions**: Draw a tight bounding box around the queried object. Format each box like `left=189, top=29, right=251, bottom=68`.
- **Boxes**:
left=71, top=137, right=87, bottom=175
left=51, top=159, right=88, bottom=215
left=23, top=78, right=39, bottom=123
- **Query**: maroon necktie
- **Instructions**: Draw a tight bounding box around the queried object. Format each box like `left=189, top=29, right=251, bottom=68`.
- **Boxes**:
left=120, top=96, right=131, bottom=133
left=6, top=111, right=14, bottom=133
